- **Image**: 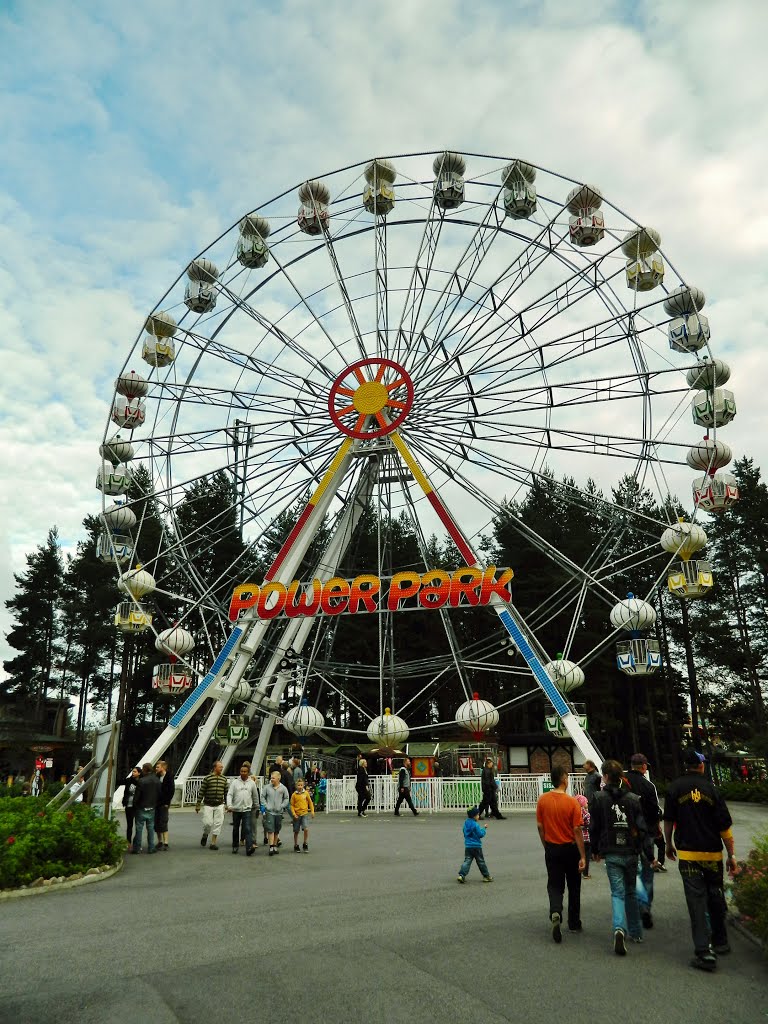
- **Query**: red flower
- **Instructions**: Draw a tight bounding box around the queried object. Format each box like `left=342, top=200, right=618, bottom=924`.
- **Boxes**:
left=6, top=836, right=15, bottom=845
left=37, top=811, right=45, bottom=818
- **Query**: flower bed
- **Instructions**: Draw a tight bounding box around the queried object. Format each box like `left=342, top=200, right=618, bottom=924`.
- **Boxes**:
left=732, top=828, right=768, bottom=954
left=0, top=796, right=126, bottom=889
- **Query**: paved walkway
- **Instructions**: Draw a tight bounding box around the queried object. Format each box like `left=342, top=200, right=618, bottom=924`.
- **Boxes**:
left=2, top=804, right=766, bottom=1024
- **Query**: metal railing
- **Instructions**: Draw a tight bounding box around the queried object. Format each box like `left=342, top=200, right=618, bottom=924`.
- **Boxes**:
left=324, top=774, right=586, bottom=813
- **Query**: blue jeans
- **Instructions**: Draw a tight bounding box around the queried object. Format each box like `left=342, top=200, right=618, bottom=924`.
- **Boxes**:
left=459, top=847, right=490, bottom=879
left=604, top=854, right=641, bottom=938
left=636, top=854, right=654, bottom=910
left=231, top=810, right=253, bottom=851
left=132, top=808, right=155, bottom=853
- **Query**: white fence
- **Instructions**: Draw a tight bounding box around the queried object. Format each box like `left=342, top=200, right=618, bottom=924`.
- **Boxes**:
left=181, top=774, right=585, bottom=811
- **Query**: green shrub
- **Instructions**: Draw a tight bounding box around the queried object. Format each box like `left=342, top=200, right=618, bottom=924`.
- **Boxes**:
left=732, top=829, right=768, bottom=953
left=0, top=796, right=126, bottom=889
left=717, top=781, right=768, bottom=804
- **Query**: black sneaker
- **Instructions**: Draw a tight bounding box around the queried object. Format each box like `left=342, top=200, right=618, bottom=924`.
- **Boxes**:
left=641, top=910, right=653, bottom=929
left=232, top=848, right=238, bottom=854
left=713, top=942, right=731, bottom=955
left=551, top=912, right=562, bottom=944
left=303, top=843, right=309, bottom=852
left=568, top=922, right=583, bottom=932
left=614, top=929, right=627, bottom=956
left=294, top=845, right=300, bottom=853
left=209, top=844, right=218, bottom=851
left=246, top=848, right=255, bottom=857
left=690, top=953, right=717, bottom=972
left=200, top=835, right=208, bottom=847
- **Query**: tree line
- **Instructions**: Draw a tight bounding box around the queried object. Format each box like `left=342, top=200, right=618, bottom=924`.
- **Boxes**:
left=4, top=459, right=767, bottom=778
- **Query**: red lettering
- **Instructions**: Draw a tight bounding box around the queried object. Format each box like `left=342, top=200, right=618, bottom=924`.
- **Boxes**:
left=320, top=577, right=351, bottom=615
left=387, top=572, right=422, bottom=611
left=349, top=575, right=380, bottom=614
left=284, top=579, right=322, bottom=618
left=228, top=583, right=259, bottom=622
left=256, top=582, right=287, bottom=619
left=449, top=567, right=484, bottom=607
left=418, top=570, right=451, bottom=608
left=479, top=566, right=514, bottom=604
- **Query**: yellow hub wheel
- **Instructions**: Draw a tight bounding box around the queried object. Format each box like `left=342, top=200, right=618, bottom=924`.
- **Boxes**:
left=352, top=380, right=388, bottom=415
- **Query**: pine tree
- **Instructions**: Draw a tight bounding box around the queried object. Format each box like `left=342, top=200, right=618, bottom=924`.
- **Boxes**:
left=3, top=528, right=64, bottom=712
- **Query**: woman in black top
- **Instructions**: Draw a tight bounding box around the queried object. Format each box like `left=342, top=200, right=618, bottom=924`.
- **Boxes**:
left=121, top=767, right=141, bottom=844
left=356, top=759, right=371, bottom=817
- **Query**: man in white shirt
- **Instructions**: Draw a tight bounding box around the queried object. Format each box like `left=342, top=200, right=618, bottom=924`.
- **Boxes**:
left=226, top=764, right=260, bottom=856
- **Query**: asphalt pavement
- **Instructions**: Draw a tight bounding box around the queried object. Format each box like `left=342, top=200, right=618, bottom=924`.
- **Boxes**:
left=1, top=803, right=766, bottom=1024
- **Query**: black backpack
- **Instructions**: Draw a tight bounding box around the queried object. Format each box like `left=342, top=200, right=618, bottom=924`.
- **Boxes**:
left=602, top=790, right=646, bottom=854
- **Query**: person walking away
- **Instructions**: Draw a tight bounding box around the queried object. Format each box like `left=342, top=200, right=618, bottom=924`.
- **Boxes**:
left=291, top=756, right=305, bottom=787
left=195, top=761, right=228, bottom=850
left=478, top=756, right=506, bottom=820
left=625, top=753, right=662, bottom=927
left=122, top=767, right=141, bottom=846
left=394, top=758, right=419, bottom=816
left=315, top=770, right=328, bottom=812
left=263, top=770, right=290, bottom=856
left=582, top=760, right=602, bottom=804
left=154, top=760, right=174, bottom=851
left=457, top=807, right=493, bottom=882
left=663, top=749, right=738, bottom=972
left=356, top=758, right=371, bottom=817
left=535, top=765, right=585, bottom=942
left=290, top=777, right=315, bottom=852
left=589, top=759, right=645, bottom=955
left=575, top=795, right=592, bottom=878
left=132, top=763, right=161, bottom=854
left=227, top=763, right=259, bottom=856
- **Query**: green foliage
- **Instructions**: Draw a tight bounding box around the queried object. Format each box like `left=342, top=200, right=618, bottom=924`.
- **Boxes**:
left=0, top=796, right=126, bottom=889
left=732, top=829, right=768, bottom=952
left=717, top=781, right=768, bottom=804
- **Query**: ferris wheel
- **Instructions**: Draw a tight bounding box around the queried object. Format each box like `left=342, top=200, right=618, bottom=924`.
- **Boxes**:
left=95, top=150, right=738, bottom=784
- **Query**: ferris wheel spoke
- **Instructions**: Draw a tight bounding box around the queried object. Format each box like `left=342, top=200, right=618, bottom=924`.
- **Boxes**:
left=393, top=206, right=445, bottom=367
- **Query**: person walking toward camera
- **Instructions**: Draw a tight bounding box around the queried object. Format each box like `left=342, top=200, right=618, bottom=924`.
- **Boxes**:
left=589, top=760, right=645, bottom=955
left=457, top=806, right=493, bottom=883
left=227, top=763, right=259, bottom=856
left=195, top=761, right=228, bottom=850
left=479, top=756, right=506, bottom=820
left=536, top=765, right=585, bottom=942
left=290, top=776, right=315, bottom=852
left=263, top=769, right=290, bottom=856
left=664, top=749, right=738, bottom=973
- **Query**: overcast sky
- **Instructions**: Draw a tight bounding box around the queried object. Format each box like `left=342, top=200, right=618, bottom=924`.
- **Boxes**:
left=1, top=0, right=767, bottom=675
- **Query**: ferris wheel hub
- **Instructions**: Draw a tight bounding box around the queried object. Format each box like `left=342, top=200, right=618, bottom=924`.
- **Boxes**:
left=353, top=380, right=388, bottom=415
left=328, top=357, right=414, bottom=439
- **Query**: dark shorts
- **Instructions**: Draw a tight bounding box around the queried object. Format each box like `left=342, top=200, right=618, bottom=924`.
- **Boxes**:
left=265, top=810, right=283, bottom=833
left=154, top=805, right=169, bottom=831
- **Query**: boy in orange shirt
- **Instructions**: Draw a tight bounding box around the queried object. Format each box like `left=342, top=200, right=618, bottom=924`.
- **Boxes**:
left=535, top=765, right=586, bottom=942
left=290, top=777, right=315, bottom=852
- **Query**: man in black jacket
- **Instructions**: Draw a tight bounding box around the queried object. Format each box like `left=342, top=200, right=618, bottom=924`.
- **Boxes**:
left=394, top=758, right=418, bottom=816
left=478, top=757, right=506, bottom=820
left=154, top=760, right=175, bottom=851
left=589, top=760, right=645, bottom=955
left=664, top=750, right=738, bottom=972
left=132, top=763, right=161, bottom=854
left=582, top=760, right=601, bottom=803
left=625, top=753, right=661, bottom=928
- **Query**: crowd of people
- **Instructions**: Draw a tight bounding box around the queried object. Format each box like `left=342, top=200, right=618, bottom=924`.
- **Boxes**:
left=120, top=746, right=742, bottom=973
left=534, top=749, right=738, bottom=973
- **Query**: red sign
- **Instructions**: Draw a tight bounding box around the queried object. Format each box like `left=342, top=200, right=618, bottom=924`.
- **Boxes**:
left=229, top=566, right=513, bottom=622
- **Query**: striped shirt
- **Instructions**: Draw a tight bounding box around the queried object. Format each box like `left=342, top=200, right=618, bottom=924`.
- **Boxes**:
left=197, top=772, right=228, bottom=808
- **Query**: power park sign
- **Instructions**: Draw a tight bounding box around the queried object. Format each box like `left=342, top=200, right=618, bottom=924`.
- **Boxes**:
left=228, top=566, right=514, bottom=622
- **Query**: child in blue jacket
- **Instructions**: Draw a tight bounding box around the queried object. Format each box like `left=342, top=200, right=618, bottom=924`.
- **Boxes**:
left=457, top=806, right=493, bottom=882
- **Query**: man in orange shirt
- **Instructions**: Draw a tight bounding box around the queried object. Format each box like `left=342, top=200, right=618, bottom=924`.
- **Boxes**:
left=536, top=765, right=586, bottom=942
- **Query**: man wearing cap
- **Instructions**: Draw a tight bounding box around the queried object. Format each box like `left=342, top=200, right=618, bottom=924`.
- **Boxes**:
left=663, top=750, right=738, bottom=972
left=625, top=753, right=662, bottom=929
left=536, top=765, right=586, bottom=942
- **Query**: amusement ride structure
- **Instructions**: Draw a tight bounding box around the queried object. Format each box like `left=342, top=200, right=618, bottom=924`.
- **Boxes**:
left=95, top=151, right=738, bottom=787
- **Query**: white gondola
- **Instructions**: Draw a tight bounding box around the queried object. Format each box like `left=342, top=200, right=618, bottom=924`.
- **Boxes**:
left=566, top=184, right=604, bottom=246
left=237, top=214, right=271, bottom=269
left=96, top=531, right=133, bottom=565
left=367, top=708, right=409, bottom=747
left=184, top=258, right=219, bottom=313
left=297, top=181, right=330, bottom=235
left=501, top=160, right=536, bottom=219
left=616, top=638, right=662, bottom=675
left=152, top=662, right=193, bottom=696
left=142, top=310, right=178, bottom=367
left=691, top=387, right=737, bottom=429
left=96, top=461, right=132, bottom=496
left=622, top=227, right=664, bottom=291
left=433, top=152, right=465, bottom=210
left=363, top=159, right=397, bottom=215
left=283, top=699, right=325, bottom=737
left=544, top=656, right=585, bottom=694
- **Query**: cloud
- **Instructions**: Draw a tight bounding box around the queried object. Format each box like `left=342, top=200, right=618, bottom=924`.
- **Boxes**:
left=1, top=0, right=766, bottom=675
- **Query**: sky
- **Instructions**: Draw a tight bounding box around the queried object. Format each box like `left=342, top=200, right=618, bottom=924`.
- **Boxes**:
left=1, top=0, right=767, bottom=676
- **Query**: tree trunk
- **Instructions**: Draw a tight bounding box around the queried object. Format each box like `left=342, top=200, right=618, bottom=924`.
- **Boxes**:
left=679, top=600, right=702, bottom=750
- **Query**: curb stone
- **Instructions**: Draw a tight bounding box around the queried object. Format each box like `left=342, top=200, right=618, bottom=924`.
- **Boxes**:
left=0, top=858, right=124, bottom=901
left=728, top=911, right=764, bottom=951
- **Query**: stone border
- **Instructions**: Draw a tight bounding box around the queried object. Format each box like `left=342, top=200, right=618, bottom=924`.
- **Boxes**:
left=728, top=911, right=765, bottom=951
left=0, top=858, right=124, bottom=901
